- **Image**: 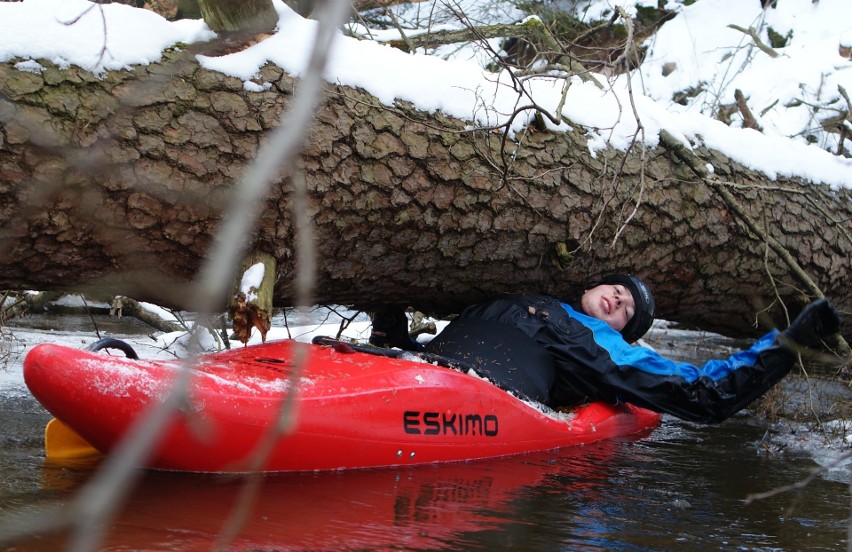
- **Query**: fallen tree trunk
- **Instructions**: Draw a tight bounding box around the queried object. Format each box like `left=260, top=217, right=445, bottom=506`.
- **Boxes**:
left=0, top=47, right=849, bottom=343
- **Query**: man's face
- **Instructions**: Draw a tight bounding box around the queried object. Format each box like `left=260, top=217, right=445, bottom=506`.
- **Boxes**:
left=580, top=284, right=635, bottom=332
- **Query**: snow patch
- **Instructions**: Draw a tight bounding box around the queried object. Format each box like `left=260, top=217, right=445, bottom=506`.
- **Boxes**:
left=239, top=263, right=265, bottom=303
left=13, top=59, right=44, bottom=73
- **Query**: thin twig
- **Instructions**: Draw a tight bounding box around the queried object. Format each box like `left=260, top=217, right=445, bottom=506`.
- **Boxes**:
left=609, top=8, right=646, bottom=248
left=58, top=3, right=111, bottom=70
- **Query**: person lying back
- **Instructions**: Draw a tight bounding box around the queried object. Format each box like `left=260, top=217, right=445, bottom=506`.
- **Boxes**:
left=372, top=274, right=841, bottom=423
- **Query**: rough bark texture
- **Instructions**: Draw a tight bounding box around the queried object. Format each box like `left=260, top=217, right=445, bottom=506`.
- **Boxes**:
left=0, top=47, right=849, bottom=342
left=196, top=0, right=278, bottom=32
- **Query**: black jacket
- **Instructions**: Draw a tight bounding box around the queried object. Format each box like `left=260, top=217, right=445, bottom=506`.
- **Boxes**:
left=424, top=294, right=794, bottom=423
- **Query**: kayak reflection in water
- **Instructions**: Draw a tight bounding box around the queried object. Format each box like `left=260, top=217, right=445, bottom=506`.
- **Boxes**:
left=370, top=274, right=841, bottom=424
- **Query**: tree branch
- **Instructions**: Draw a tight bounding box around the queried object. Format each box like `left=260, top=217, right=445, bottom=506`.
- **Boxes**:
left=377, top=18, right=603, bottom=88
left=728, top=24, right=780, bottom=58
left=735, top=88, right=763, bottom=131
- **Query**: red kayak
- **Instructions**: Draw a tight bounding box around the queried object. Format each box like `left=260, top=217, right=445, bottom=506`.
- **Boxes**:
left=23, top=337, right=661, bottom=473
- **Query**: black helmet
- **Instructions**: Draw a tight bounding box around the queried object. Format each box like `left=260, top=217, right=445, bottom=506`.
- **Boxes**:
left=599, top=274, right=656, bottom=343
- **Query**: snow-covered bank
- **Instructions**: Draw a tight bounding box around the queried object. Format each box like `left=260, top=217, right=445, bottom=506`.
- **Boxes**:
left=767, top=416, right=852, bottom=484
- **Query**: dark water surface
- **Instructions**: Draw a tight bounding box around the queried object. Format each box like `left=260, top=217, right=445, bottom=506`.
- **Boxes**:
left=0, top=315, right=849, bottom=551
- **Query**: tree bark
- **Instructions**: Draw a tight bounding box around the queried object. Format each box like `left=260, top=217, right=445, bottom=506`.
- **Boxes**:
left=196, top=0, right=278, bottom=32
left=0, top=48, right=849, bottom=342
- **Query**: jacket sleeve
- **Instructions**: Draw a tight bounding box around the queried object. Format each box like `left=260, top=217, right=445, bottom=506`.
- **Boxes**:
left=548, top=305, right=796, bottom=424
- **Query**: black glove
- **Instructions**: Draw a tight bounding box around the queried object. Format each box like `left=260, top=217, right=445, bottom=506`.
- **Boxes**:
left=782, top=300, right=841, bottom=349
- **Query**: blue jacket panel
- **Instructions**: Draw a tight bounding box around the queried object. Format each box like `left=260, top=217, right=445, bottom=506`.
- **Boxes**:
left=560, top=303, right=780, bottom=381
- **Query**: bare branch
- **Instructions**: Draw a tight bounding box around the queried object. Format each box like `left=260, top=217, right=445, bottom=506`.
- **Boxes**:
left=376, top=17, right=603, bottom=88
left=735, top=88, right=763, bottom=131
left=727, top=24, right=780, bottom=58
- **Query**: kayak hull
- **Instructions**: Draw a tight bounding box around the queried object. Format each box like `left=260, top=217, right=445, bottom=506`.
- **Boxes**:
left=23, top=339, right=661, bottom=473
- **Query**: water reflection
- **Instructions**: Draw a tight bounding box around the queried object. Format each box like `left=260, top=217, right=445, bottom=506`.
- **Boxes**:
left=16, top=434, right=649, bottom=551
left=31, top=442, right=617, bottom=550
left=4, top=414, right=849, bottom=551
left=473, top=419, right=850, bottom=552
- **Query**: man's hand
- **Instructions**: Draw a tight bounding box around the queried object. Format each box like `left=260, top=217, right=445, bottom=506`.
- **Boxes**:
left=782, top=300, right=841, bottom=349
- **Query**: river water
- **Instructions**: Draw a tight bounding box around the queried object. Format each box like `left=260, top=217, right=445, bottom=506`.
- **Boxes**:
left=0, top=311, right=849, bottom=551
